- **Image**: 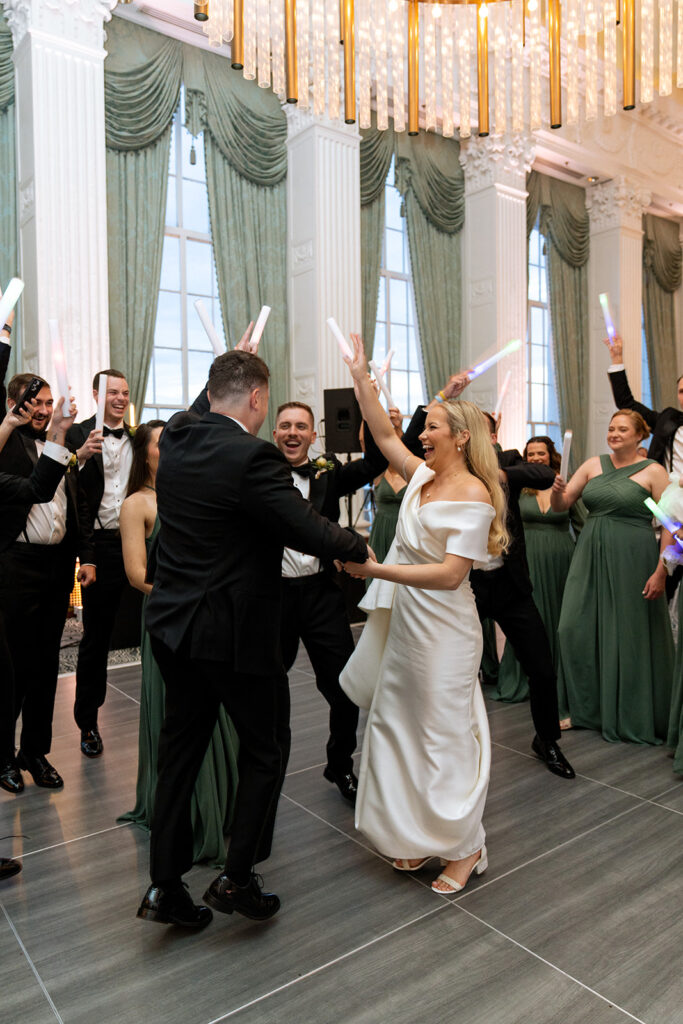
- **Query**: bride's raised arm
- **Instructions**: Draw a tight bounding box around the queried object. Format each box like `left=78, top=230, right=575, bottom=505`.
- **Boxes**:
left=346, top=334, right=423, bottom=482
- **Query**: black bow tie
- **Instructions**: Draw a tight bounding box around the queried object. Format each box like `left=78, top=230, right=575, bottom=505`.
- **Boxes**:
left=19, top=424, right=46, bottom=443
left=292, top=463, right=314, bottom=479
left=103, top=426, right=125, bottom=439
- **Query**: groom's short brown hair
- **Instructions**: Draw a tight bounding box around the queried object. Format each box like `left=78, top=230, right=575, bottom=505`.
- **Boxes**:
left=208, top=350, right=270, bottom=402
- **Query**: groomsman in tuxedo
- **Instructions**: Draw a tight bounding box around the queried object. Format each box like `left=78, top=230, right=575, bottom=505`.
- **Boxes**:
left=0, top=374, right=95, bottom=791
left=137, top=351, right=370, bottom=930
left=273, top=401, right=386, bottom=803
left=66, top=370, right=134, bottom=758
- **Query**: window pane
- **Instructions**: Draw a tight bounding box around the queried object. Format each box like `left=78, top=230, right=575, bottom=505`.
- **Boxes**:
left=182, top=179, right=211, bottom=235
left=528, top=264, right=540, bottom=302
left=159, top=407, right=182, bottom=419
left=385, top=186, right=402, bottom=231
left=531, top=382, right=545, bottom=423
left=390, top=370, right=409, bottom=413
left=187, top=294, right=223, bottom=353
left=531, top=343, right=546, bottom=384
left=187, top=349, right=214, bottom=398
left=373, top=322, right=386, bottom=363
left=385, top=229, right=404, bottom=273
left=154, top=348, right=183, bottom=405
left=159, top=236, right=180, bottom=292
left=145, top=354, right=155, bottom=404
left=186, top=239, right=214, bottom=295
left=377, top=277, right=387, bottom=322
left=391, top=323, right=408, bottom=369
left=529, top=305, right=544, bottom=346
left=389, top=278, right=408, bottom=324
left=165, top=176, right=178, bottom=228
left=155, top=292, right=182, bottom=350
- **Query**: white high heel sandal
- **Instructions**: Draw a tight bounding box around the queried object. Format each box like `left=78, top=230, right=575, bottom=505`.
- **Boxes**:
left=431, top=846, right=488, bottom=894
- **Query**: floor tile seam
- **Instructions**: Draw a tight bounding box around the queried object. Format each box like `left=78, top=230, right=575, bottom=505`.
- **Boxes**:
left=281, top=793, right=388, bottom=864
left=0, top=903, right=65, bottom=1024
left=18, top=822, right=133, bottom=860
left=204, top=903, right=451, bottom=1023
left=452, top=902, right=647, bottom=1024
left=57, top=659, right=141, bottom=680
left=285, top=760, right=327, bottom=778
left=106, top=680, right=141, bottom=706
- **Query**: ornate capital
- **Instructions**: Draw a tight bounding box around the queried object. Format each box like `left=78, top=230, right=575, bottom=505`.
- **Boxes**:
left=460, top=133, right=536, bottom=195
left=284, top=102, right=360, bottom=144
left=586, top=177, right=652, bottom=233
left=1, top=0, right=117, bottom=48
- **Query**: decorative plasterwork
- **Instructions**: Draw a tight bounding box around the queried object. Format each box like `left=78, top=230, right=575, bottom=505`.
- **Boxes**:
left=460, top=133, right=536, bottom=195
left=293, top=372, right=316, bottom=405
left=19, top=177, right=34, bottom=225
left=291, top=239, right=313, bottom=271
left=1, top=0, right=116, bottom=47
left=283, top=103, right=360, bottom=144
left=586, top=177, right=652, bottom=233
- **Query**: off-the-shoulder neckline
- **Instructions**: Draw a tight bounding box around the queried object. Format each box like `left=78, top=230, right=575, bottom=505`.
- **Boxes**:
left=418, top=499, right=494, bottom=509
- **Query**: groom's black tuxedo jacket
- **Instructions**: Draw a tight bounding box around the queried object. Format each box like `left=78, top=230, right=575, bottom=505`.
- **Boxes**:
left=0, top=456, right=69, bottom=552
left=66, top=415, right=134, bottom=528
left=608, top=368, right=683, bottom=470
left=145, top=404, right=368, bottom=675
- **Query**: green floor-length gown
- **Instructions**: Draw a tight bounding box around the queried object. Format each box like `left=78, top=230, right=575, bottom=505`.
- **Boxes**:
left=667, top=582, right=683, bottom=773
left=118, top=519, right=239, bottom=864
left=558, top=456, right=674, bottom=744
left=369, top=475, right=407, bottom=565
left=493, top=493, right=580, bottom=716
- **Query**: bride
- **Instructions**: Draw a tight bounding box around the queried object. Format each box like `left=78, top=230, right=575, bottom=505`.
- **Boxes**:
left=340, top=335, right=508, bottom=894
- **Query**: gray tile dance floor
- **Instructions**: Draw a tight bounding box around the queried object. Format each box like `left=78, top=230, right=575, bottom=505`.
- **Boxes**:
left=1, top=647, right=682, bottom=1024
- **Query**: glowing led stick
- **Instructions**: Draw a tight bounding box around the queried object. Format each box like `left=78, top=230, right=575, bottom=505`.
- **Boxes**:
left=493, top=370, right=512, bottom=419
left=326, top=317, right=353, bottom=361
left=380, top=347, right=395, bottom=377
left=194, top=299, right=224, bottom=357
left=467, top=339, right=522, bottom=380
left=599, top=293, right=617, bottom=340
left=560, top=429, right=573, bottom=481
left=0, top=278, right=24, bottom=327
left=644, top=497, right=683, bottom=546
left=249, top=305, right=271, bottom=351
left=369, top=360, right=396, bottom=408
left=47, top=320, right=69, bottom=403
left=129, top=404, right=136, bottom=429
left=95, top=374, right=107, bottom=434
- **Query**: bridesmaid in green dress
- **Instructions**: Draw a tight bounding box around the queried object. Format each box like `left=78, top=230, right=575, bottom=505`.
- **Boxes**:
left=367, top=405, right=407, bottom=566
left=117, top=421, right=238, bottom=864
left=494, top=436, right=582, bottom=725
left=553, top=410, right=674, bottom=744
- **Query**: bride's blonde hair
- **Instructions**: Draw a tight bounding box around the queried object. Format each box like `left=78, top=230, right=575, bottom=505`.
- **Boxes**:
left=440, top=400, right=510, bottom=556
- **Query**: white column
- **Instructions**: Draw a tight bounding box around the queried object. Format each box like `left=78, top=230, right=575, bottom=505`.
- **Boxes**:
left=586, top=177, right=651, bottom=454
left=285, top=107, right=362, bottom=431
left=459, top=134, right=535, bottom=451
left=3, top=0, right=115, bottom=412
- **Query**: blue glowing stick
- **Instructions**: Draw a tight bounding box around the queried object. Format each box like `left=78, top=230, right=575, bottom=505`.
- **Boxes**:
left=644, top=497, right=683, bottom=547
left=599, top=293, right=616, bottom=340
left=467, top=338, right=522, bottom=381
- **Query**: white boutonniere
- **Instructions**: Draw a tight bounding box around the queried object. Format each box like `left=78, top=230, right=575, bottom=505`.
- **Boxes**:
left=312, top=456, right=335, bottom=479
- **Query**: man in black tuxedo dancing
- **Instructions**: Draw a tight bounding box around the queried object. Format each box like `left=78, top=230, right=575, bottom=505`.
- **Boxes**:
left=273, top=401, right=386, bottom=803
left=137, top=351, right=370, bottom=930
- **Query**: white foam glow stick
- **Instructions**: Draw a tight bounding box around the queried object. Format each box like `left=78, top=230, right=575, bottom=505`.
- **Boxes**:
left=47, top=320, right=70, bottom=403
left=493, top=370, right=512, bottom=419
left=249, top=305, right=271, bottom=351
left=326, top=317, right=353, bottom=361
left=560, top=429, right=573, bottom=481
left=129, top=404, right=136, bottom=429
left=599, top=293, right=617, bottom=340
left=644, top=497, right=683, bottom=546
left=194, top=299, right=224, bottom=357
left=468, top=338, right=522, bottom=380
left=369, top=360, right=396, bottom=408
left=380, top=347, right=395, bottom=377
left=95, top=373, right=107, bottom=433
left=0, top=278, right=24, bottom=328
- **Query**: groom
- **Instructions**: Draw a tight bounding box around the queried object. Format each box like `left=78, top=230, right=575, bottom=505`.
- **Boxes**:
left=137, top=351, right=370, bottom=930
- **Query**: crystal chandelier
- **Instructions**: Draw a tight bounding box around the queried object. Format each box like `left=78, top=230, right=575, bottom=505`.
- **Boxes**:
left=194, top=0, right=683, bottom=137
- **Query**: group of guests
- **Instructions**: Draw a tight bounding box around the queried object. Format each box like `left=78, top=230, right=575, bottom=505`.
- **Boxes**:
left=2, top=305, right=682, bottom=923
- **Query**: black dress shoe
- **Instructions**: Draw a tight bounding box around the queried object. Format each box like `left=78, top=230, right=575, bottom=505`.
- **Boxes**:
left=323, top=766, right=358, bottom=803
left=203, top=872, right=280, bottom=921
left=136, top=883, right=213, bottom=929
left=0, top=857, right=22, bottom=881
left=80, top=728, right=103, bottom=758
left=0, top=758, right=24, bottom=794
left=532, top=735, right=575, bottom=780
left=17, top=751, right=64, bottom=789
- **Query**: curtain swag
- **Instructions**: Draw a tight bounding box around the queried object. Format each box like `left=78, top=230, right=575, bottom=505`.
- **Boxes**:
left=643, top=213, right=682, bottom=409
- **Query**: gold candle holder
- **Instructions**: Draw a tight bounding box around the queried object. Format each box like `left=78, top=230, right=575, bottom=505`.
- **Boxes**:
left=408, top=0, right=419, bottom=135
left=343, top=0, right=356, bottom=124
left=548, top=0, right=561, bottom=128
left=193, top=0, right=208, bottom=20
left=232, top=0, right=244, bottom=69
left=285, top=0, right=298, bottom=103
left=477, top=2, right=489, bottom=137
left=622, top=0, right=635, bottom=109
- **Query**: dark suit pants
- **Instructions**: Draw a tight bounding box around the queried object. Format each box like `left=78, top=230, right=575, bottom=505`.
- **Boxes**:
left=471, top=568, right=560, bottom=742
left=0, top=611, right=15, bottom=760
left=0, top=543, right=73, bottom=755
left=281, top=573, right=358, bottom=775
left=149, top=634, right=290, bottom=886
left=74, top=531, right=128, bottom=730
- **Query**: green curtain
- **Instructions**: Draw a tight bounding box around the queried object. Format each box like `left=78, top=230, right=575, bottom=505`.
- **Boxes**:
left=527, top=171, right=590, bottom=466
left=360, top=118, right=394, bottom=350
left=184, top=45, right=288, bottom=438
left=104, top=19, right=182, bottom=412
left=643, top=213, right=682, bottom=410
left=395, top=131, right=465, bottom=397
left=0, top=15, right=18, bottom=376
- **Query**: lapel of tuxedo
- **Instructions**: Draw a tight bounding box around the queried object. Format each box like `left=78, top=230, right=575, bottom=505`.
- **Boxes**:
left=308, top=472, right=327, bottom=513
left=20, top=432, right=39, bottom=469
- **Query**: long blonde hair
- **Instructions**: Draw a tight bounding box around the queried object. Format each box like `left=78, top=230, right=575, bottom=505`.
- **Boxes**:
left=440, top=400, right=510, bottom=556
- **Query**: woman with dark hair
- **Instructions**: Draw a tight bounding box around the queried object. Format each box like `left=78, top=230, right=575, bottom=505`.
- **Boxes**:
left=118, top=421, right=238, bottom=864
left=553, top=410, right=674, bottom=745
left=493, top=435, right=582, bottom=727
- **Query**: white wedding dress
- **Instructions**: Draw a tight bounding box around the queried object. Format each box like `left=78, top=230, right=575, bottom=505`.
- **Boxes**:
left=340, top=461, right=494, bottom=861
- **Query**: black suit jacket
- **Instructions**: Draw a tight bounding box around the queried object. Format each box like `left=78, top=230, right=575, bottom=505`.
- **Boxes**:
left=0, top=454, right=69, bottom=553
left=608, top=369, right=683, bottom=470
left=145, top=409, right=368, bottom=675
left=66, top=415, right=134, bottom=527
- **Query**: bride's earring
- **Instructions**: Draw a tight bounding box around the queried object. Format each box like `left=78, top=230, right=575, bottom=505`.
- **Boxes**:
left=457, top=445, right=462, bottom=452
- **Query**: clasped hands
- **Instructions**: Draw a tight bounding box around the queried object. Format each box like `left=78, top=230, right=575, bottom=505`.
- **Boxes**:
left=334, top=544, right=378, bottom=579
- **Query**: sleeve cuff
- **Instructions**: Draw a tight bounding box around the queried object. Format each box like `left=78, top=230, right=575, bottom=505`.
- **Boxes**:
left=607, top=364, right=625, bottom=373
left=0, top=337, right=10, bottom=349
left=43, top=440, right=71, bottom=465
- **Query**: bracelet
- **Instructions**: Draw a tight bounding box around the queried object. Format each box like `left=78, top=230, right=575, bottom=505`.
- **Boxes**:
left=2, top=323, right=11, bottom=336
left=434, top=390, right=446, bottom=404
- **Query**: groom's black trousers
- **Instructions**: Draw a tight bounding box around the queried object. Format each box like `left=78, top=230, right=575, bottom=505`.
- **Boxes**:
left=149, top=634, right=290, bottom=885
left=471, top=567, right=561, bottom=742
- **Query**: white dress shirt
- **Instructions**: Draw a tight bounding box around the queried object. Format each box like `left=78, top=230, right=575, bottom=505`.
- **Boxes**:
left=281, top=470, right=321, bottom=578
left=96, top=431, right=133, bottom=530
left=16, top=440, right=71, bottom=545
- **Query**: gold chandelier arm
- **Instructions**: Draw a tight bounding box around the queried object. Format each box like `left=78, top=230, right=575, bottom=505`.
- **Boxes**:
left=476, top=2, right=489, bottom=137
left=408, top=0, right=419, bottom=135
left=622, top=0, right=636, bottom=110
left=232, top=0, right=244, bottom=69
left=343, top=0, right=356, bottom=124
left=548, top=0, right=561, bottom=128
left=285, top=0, right=298, bottom=103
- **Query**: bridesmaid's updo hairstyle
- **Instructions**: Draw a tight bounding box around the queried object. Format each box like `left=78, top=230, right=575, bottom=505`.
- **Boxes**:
left=610, top=409, right=651, bottom=441
left=126, top=420, right=166, bottom=499
left=441, top=400, right=510, bottom=557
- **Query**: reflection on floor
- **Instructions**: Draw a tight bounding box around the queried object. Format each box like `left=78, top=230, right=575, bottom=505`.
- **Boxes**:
left=2, top=645, right=682, bottom=1024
